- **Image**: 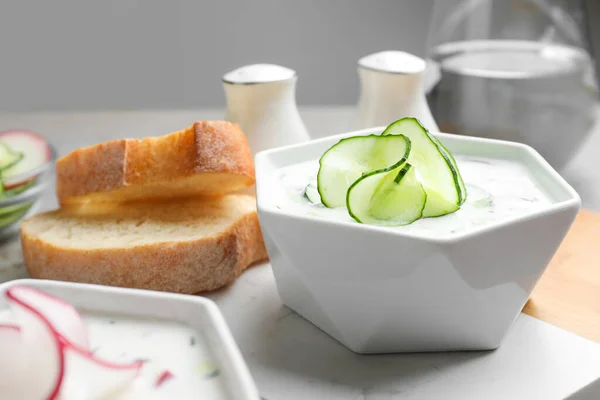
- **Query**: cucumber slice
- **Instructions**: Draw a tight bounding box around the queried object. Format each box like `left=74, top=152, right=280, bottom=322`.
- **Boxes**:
left=0, top=179, right=36, bottom=198
left=0, top=202, right=32, bottom=228
left=381, top=117, right=462, bottom=217
left=304, top=181, right=321, bottom=204
left=430, top=136, right=467, bottom=205
left=423, top=188, right=461, bottom=216
left=0, top=142, right=23, bottom=172
left=0, top=201, right=32, bottom=217
left=317, top=134, right=411, bottom=208
left=347, top=163, right=426, bottom=226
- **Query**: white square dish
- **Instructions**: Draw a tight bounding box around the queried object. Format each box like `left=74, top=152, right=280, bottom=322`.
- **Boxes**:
left=0, top=278, right=260, bottom=399
left=255, top=127, right=581, bottom=354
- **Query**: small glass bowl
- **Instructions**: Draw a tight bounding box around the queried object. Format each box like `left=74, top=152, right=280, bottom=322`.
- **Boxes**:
left=0, top=143, right=57, bottom=241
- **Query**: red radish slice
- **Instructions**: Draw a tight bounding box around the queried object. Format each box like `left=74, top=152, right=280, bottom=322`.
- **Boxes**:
left=6, top=288, right=64, bottom=400
left=9, top=286, right=88, bottom=348
left=155, top=370, right=175, bottom=387
left=59, top=344, right=142, bottom=398
left=0, top=324, right=25, bottom=392
left=6, top=286, right=143, bottom=399
left=0, top=130, right=52, bottom=188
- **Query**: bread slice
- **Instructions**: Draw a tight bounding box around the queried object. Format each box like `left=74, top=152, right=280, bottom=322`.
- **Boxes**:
left=56, top=121, right=255, bottom=205
left=20, top=195, right=268, bottom=294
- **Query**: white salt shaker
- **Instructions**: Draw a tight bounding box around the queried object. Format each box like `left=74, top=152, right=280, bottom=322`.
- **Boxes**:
left=354, top=51, right=439, bottom=132
left=223, top=64, right=310, bottom=154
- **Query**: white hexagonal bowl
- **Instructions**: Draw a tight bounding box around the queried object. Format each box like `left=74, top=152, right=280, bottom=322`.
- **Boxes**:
left=254, top=127, right=581, bottom=354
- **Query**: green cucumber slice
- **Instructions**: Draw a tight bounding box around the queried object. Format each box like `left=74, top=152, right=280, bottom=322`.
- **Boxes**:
left=430, top=136, right=467, bottom=205
left=0, top=142, right=23, bottom=172
left=317, top=134, right=411, bottom=208
left=0, top=179, right=36, bottom=198
left=0, top=201, right=32, bottom=217
left=0, top=179, right=37, bottom=228
left=423, top=188, right=461, bottom=216
left=304, top=181, right=321, bottom=204
left=0, top=202, right=32, bottom=228
left=347, top=163, right=426, bottom=226
left=381, top=117, right=462, bottom=217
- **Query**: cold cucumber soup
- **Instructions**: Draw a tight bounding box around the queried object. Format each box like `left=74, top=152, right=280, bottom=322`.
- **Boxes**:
left=0, top=286, right=230, bottom=399
left=276, top=156, right=549, bottom=235
left=271, top=118, right=552, bottom=237
left=83, top=312, right=228, bottom=398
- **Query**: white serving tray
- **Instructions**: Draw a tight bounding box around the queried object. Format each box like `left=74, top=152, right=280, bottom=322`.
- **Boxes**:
left=0, top=278, right=260, bottom=400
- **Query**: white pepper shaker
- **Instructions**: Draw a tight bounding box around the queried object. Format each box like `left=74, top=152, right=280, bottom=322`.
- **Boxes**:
left=354, top=51, right=439, bottom=132
left=223, top=64, right=310, bottom=154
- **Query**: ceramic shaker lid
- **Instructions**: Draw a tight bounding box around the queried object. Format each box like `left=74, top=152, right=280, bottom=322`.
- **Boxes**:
left=358, top=51, right=426, bottom=74
left=222, top=64, right=296, bottom=84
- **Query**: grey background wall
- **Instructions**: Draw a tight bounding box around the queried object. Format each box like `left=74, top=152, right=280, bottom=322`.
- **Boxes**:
left=0, top=1, right=597, bottom=111
left=0, top=0, right=434, bottom=111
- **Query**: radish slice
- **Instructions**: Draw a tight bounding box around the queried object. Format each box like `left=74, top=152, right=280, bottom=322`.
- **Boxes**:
left=0, top=324, right=24, bottom=391
left=6, top=288, right=64, bottom=400
left=8, top=286, right=88, bottom=348
left=0, top=324, right=53, bottom=400
left=155, top=370, right=175, bottom=387
left=59, top=344, right=142, bottom=399
left=0, top=130, right=52, bottom=188
left=5, top=286, right=143, bottom=399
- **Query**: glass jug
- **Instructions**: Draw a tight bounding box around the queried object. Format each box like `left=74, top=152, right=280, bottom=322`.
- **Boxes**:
left=425, top=0, right=598, bottom=170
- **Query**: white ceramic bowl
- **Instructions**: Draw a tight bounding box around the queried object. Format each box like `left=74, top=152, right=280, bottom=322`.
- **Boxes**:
left=0, top=279, right=260, bottom=399
left=254, top=127, right=581, bottom=354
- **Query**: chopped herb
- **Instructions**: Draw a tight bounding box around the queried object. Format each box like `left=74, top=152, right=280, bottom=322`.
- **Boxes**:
left=205, top=369, right=221, bottom=378
left=108, top=320, right=115, bottom=325
left=196, top=360, right=219, bottom=377
left=473, top=197, right=493, bottom=208
left=190, top=336, right=196, bottom=346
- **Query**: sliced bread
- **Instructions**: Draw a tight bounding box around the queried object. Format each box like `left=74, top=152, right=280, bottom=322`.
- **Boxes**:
left=56, top=120, right=255, bottom=205
left=21, top=195, right=268, bottom=294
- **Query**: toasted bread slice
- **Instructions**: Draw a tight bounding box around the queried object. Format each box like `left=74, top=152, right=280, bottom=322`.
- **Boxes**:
left=21, top=195, right=268, bottom=294
left=56, top=121, right=255, bottom=205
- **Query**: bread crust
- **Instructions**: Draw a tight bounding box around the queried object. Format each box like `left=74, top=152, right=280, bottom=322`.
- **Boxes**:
left=21, top=205, right=268, bottom=294
left=56, top=121, right=255, bottom=204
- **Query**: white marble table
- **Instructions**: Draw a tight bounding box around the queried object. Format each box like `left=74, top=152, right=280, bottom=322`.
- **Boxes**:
left=1, top=107, right=600, bottom=399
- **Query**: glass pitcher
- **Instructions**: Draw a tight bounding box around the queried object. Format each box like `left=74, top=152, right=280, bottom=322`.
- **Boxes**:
left=425, top=0, right=598, bottom=170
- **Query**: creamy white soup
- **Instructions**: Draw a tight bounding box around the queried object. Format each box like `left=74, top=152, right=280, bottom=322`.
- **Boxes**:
left=83, top=312, right=229, bottom=399
left=0, top=308, right=230, bottom=399
left=271, top=155, right=552, bottom=237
